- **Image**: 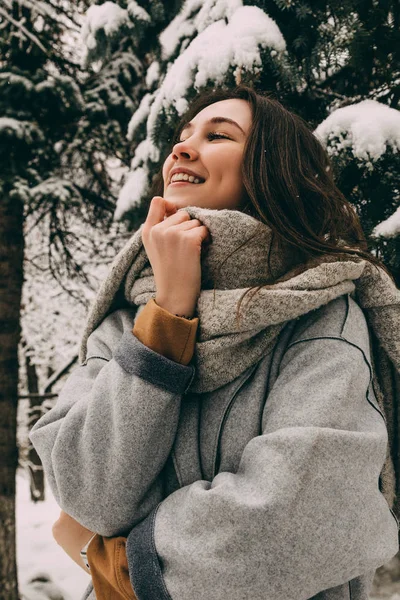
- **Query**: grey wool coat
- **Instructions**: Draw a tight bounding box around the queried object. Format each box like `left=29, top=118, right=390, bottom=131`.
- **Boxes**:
left=29, top=292, right=399, bottom=600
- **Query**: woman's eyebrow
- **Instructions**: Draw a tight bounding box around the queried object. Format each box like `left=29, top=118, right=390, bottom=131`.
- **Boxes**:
left=181, top=117, right=246, bottom=136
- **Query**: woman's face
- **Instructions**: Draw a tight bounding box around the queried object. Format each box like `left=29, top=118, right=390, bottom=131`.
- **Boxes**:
left=162, top=99, right=252, bottom=210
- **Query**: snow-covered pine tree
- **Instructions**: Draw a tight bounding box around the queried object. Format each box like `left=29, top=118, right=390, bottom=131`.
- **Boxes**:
left=17, top=209, right=129, bottom=510
left=0, top=1, right=129, bottom=596
left=82, top=0, right=400, bottom=283
left=0, top=2, right=83, bottom=596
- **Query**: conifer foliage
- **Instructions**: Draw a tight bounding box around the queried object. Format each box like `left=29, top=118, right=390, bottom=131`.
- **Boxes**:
left=82, top=1, right=399, bottom=281
left=0, top=1, right=118, bottom=596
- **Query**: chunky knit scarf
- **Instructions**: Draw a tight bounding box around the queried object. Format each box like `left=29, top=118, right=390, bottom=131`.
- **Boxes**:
left=79, top=206, right=400, bottom=519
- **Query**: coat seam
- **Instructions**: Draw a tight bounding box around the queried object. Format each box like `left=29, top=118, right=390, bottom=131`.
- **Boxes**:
left=82, top=355, right=110, bottom=365
left=283, top=336, right=387, bottom=425
left=178, top=324, right=195, bottom=364
left=150, top=503, right=173, bottom=600
left=212, top=362, right=259, bottom=477
left=266, top=321, right=295, bottom=392
left=171, top=450, right=184, bottom=488
left=340, top=293, right=350, bottom=336
left=285, top=334, right=357, bottom=353
left=183, top=366, right=196, bottom=394
left=389, top=505, right=400, bottom=529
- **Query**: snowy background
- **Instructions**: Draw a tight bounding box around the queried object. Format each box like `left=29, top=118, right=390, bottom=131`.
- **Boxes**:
left=17, top=472, right=89, bottom=600
left=1, top=0, right=399, bottom=597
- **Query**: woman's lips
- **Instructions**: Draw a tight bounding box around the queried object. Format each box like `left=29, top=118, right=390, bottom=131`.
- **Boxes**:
left=169, top=181, right=204, bottom=186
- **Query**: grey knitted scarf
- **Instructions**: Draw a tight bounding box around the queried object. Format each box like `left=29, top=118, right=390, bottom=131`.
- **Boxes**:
left=79, top=206, right=400, bottom=518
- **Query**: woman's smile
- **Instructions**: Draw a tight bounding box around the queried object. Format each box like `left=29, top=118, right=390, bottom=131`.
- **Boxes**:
left=169, top=181, right=204, bottom=187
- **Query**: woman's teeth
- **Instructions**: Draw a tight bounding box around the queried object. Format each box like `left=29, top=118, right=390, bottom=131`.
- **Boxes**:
left=170, top=173, right=203, bottom=184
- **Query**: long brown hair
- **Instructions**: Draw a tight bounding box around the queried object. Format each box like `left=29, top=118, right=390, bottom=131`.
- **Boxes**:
left=148, top=85, right=396, bottom=323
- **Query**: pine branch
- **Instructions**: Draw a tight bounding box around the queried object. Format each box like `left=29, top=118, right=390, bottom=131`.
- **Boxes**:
left=0, top=5, right=48, bottom=54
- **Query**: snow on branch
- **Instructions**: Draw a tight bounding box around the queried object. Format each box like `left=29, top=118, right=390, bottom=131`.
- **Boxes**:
left=155, top=4, right=285, bottom=114
left=115, top=165, right=151, bottom=221
left=0, top=5, right=48, bottom=54
left=315, top=100, right=400, bottom=240
left=127, top=92, right=155, bottom=141
left=159, top=0, right=206, bottom=60
left=81, top=2, right=132, bottom=54
left=314, top=99, right=400, bottom=167
left=0, top=117, right=44, bottom=143
left=145, top=61, right=160, bottom=89
left=371, top=206, right=400, bottom=239
left=127, top=1, right=151, bottom=23
left=116, top=2, right=287, bottom=219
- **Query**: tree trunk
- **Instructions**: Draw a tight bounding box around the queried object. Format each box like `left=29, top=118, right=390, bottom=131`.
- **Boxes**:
left=0, top=187, right=24, bottom=599
left=25, top=349, right=45, bottom=502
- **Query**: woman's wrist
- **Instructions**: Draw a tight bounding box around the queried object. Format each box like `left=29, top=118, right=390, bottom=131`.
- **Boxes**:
left=154, top=295, right=196, bottom=319
left=52, top=511, right=95, bottom=574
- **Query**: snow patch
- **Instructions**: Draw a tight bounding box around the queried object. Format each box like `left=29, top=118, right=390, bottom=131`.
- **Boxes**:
left=159, top=0, right=203, bottom=60
left=0, top=72, right=34, bottom=92
left=131, top=138, right=160, bottom=167
left=149, top=5, right=285, bottom=130
left=82, top=2, right=131, bottom=52
left=0, top=118, right=43, bottom=143
left=17, top=471, right=89, bottom=600
left=315, top=100, right=400, bottom=240
left=127, top=93, right=154, bottom=141
left=371, top=205, right=400, bottom=239
left=127, top=1, right=151, bottom=22
left=115, top=166, right=150, bottom=220
left=314, top=99, right=400, bottom=166
left=145, top=61, right=160, bottom=88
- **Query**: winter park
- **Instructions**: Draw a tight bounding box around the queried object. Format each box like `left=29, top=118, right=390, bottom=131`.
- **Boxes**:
left=1, top=1, right=400, bottom=599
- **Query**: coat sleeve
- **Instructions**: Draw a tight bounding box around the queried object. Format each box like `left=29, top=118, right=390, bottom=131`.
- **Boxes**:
left=124, top=335, right=399, bottom=600
left=29, top=303, right=198, bottom=537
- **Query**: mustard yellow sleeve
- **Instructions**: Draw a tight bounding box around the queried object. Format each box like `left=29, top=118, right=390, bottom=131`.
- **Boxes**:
left=132, top=297, right=199, bottom=365
left=87, top=535, right=136, bottom=600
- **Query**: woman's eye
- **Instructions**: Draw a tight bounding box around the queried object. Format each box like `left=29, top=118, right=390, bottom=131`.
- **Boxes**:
left=206, top=132, right=230, bottom=140
left=177, top=132, right=231, bottom=143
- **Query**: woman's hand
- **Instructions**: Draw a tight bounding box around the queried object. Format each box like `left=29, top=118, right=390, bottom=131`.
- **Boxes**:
left=142, top=196, right=210, bottom=317
left=52, top=510, right=95, bottom=574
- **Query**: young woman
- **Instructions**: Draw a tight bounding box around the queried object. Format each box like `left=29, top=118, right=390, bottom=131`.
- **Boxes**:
left=30, top=85, right=400, bottom=600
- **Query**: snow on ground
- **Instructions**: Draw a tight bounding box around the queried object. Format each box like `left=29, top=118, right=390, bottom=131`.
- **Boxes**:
left=17, top=469, right=90, bottom=600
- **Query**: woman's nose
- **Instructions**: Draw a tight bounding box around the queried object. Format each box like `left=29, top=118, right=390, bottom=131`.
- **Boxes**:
left=174, top=149, right=191, bottom=159
left=172, top=140, right=199, bottom=160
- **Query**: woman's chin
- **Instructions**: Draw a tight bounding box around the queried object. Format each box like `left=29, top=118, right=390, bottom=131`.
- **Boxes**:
left=164, top=194, right=204, bottom=208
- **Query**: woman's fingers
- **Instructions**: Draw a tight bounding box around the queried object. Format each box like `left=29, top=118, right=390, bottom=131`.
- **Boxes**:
left=144, top=196, right=164, bottom=229
left=185, top=225, right=211, bottom=243
left=142, top=196, right=210, bottom=313
left=144, top=196, right=177, bottom=230
left=170, top=219, right=211, bottom=247
left=173, top=218, right=201, bottom=230
left=144, top=198, right=210, bottom=245
left=153, top=211, right=192, bottom=234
